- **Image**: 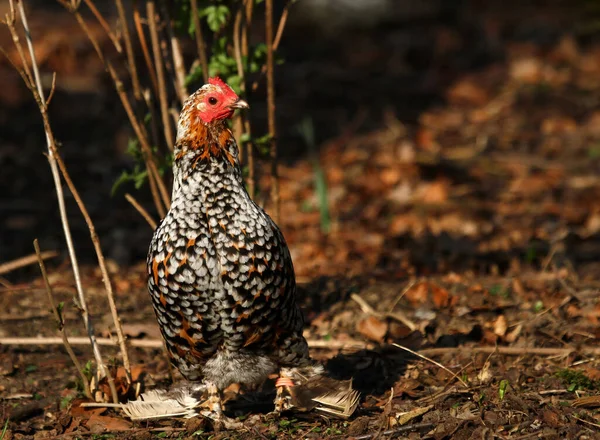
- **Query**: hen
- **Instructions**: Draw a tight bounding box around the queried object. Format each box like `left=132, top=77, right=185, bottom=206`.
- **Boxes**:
left=147, top=78, right=333, bottom=427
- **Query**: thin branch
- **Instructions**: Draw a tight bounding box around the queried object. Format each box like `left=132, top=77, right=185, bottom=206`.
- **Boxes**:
left=158, top=0, right=188, bottom=104
left=190, top=0, right=209, bottom=82
left=351, top=293, right=417, bottom=331
left=125, top=193, right=157, bottom=229
left=0, top=250, right=58, bottom=276
left=64, top=5, right=171, bottom=209
left=132, top=1, right=159, bottom=95
left=393, top=343, right=469, bottom=388
left=147, top=1, right=174, bottom=149
left=51, top=140, right=132, bottom=385
left=82, top=0, right=122, bottom=53
left=34, top=239, right=91, bottom=399
left=265, top=0, right=279, bottom=221
left=115, top=0, right=142, bottom=100
left=242, top=0, right=254, bottom=197
left=7, top=0, right=116, bottom=403
left=272, top=1, right=291, bottom=50
left=417, top=346, right=578, bottom=357
left=0, top=336, right=373, bottom=351
left=251, top=0, right=294, bottom=91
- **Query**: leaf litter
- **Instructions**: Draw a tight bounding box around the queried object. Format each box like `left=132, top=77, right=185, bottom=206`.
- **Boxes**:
left=4, top=3, right=600, bottom=439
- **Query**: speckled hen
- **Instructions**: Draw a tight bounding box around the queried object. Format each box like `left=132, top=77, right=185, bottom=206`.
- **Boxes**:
left=147, top=78, right=315, bottom=426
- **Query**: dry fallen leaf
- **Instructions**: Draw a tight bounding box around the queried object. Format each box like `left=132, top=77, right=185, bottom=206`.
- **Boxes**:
left=493, top=315, right=508, bottom=337
left=356, top=316, right=387, bottom=342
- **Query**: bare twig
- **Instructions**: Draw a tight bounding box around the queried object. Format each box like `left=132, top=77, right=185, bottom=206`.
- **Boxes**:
left=0, top=336, right=372, bottom=351
left=6, top=0, right=116, bottom=403
left=251, top=0, right=294, bottom=91
left=351, top=293, right=418, bottom=332
left=0, top=251, right=58, bottom=276
left=115, top=0, right=142, bottom=100
left=417, top=346, right=578, bottom=357
left=63, top=5, right=171, bottom=209
left=265, top=0, right=279, bottom=221
left=132, top=1, right=159, bottom=95
left=147, top=1, right=174, bottom=149
left=82, top=0, right=122, bottom=53
left=242, top=0, right=254, bottom=197
left=51, top=142, right=132, bottom=385
left=158, top=0, right=187, bottom=105
left=34, top=239, right=91, bottom=399
left=393, top=343, right=469, bottom=388
left=272, top=1, right=292, bottom=50
left=145, top=154, right=167, bottom=218
left=232, top=2, right=254, bottom=195
left=190, top=0, right=209, bottom=82
left=125, top=193, right=158, bottom=229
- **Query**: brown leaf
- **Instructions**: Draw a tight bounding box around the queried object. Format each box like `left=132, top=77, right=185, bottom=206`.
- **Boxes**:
left=405, top=282, right=429, bottom=305
left=356, top=316, right=387, bottom=342
left=493, top=315, right=507, bottom=337
left=431, top=284, right=454, bottom=308
left=86, top=414, right=132, bottom=432
left=510, top=57, right=543, bottom=84
left=447, top=79, right=490, bottom=106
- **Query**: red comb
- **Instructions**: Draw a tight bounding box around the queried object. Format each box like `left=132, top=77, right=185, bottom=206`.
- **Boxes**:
left=208, top=77, right=228, bottom=88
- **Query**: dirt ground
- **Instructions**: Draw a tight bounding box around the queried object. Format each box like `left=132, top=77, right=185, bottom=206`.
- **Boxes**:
left=3, top=1, right=600, bottom=439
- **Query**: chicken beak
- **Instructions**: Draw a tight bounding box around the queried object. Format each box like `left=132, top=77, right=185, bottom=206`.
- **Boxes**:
left=229, top=99, right=249, bottom=110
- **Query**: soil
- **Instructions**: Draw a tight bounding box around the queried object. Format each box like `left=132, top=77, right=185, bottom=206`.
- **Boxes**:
left=3, top=1, right=600, bottom=439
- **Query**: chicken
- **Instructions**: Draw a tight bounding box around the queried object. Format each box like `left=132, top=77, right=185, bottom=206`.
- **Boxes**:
left=147, top=77, right=321, bottom=428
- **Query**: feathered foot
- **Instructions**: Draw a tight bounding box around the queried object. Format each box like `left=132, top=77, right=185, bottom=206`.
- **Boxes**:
left=274, top=370, right=295, bottom=413
left=273, top=366, right=360, bottom=419
left=199, top=382, right=242, bottom=430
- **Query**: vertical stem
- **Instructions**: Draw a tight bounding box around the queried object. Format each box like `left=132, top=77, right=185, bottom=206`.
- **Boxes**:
left=190, top=0, right=209, bottom=82
left=147, top=1, right=175, bottom=149
left=243, top=0, right=254, bottom=198
left=13, top=0, right=117, bottom=403
left=133, top=1, right=159, bottom=95
left=115, top=0, right=142, bottom=100
left=158, top=0, right=188, bottom=105
left=265, top=0, right=279, bottom=221
left=34, top=239, right=92, bottom=399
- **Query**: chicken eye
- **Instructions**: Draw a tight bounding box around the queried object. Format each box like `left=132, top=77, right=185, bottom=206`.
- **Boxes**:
left=208, top=97, right=218, bottom=105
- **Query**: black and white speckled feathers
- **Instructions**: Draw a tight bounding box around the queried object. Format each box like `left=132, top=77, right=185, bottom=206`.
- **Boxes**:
left=147, top=83, right=310, bottom=390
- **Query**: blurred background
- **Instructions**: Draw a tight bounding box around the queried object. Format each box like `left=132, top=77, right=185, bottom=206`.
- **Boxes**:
left=1, top=0, right=600, bottom=282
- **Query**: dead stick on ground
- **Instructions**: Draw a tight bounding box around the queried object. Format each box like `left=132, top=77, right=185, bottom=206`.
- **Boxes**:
left=0, top=251, right=58, bottom=276
left=351, top=293, right=417, bottom=331
left=393, top=343, right=469, bottom=388
left=0, top=336, right=372, bottom=351
left=4, top=337, right=600, bottom=358
left=125, top=193, right=157, bottom=229
left=5, top=0, right=116, bottom=403
left=417, top=346, right=581, bottom=357
left=34, top=239, right=91, bottom=399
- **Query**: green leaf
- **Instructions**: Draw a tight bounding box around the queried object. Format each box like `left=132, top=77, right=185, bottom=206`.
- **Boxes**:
left=185, top=63, right=205, bottom=87
left=498, top=379, right=509, bottom=401
left=111, top=171, right=134, bottom=196
left=205, top=5, right=230, bottom=32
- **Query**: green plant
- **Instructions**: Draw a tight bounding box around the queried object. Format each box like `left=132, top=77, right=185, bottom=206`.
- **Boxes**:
left=106, top=0, right=296, bottom=213
left=556, top=369, right=599, bottom=392
left=0, top=418, right=9, bottom=440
